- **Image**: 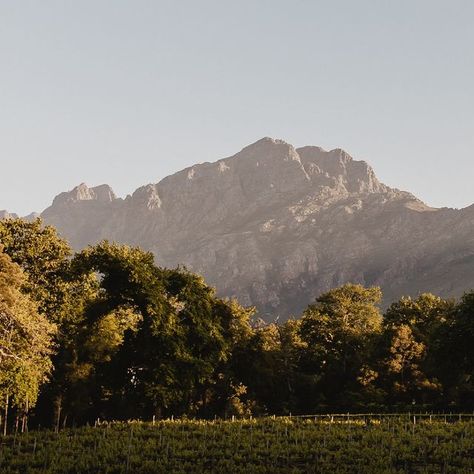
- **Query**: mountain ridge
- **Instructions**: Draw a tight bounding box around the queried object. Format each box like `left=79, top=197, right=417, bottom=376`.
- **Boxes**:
left=4, top=138, right=474, bottom=318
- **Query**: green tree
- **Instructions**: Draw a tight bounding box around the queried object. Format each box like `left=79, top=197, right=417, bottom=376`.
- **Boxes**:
left=229, top=318, right=315, bottom=415
left=60, top=241, right=254, bottom=422
left=383, top=293, right=455, bottom=343
left=299, top=284, right=382, bottom=409
left=0, top=218, right=71, bottom=320
left=378, top=324, right=440, bottom=404
left=0, top=248, right=56, bottom=434
left=378, top=294, right=454, bottom=406
left=448, top=291, right=474, bottom=408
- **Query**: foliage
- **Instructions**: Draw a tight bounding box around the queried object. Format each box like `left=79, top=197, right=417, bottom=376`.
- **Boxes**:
left=379, top=324, right=440, bottom=403
left=0, top=218, right=71, bottom=321
left=54, top=241, right=255, bottom=422
left=449, top=291, right=474, bottom=405
left=0, top=248, right=56, bottom=421
left=377, top=294, right=456, bottom=405
left=299, top=284, right=382, bottom=408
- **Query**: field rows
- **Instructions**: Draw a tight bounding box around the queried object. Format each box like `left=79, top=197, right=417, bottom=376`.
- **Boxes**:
left=1, top=417, right=474, bottom=473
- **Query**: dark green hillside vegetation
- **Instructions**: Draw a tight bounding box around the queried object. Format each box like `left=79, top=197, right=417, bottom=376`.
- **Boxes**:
left=2, top=416, right=474, bottom=473
left=1, top=218, right=474, bottom=433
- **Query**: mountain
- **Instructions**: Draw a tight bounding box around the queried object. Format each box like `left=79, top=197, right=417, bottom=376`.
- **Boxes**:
left=37, top=137, right=474, bottom=318
left=0, top=210, right=19, bottom=220
left=1, top=211, right=41, bottom=220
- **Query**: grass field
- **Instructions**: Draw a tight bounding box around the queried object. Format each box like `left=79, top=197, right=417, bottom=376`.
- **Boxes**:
left=1, top=415, right=474, bottom=473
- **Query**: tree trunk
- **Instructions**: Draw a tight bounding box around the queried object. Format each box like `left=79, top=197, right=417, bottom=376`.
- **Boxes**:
left=3, top=394, right=9, bottom=436
left=21, top=397, right=29, bottom=433
left=14, top=414, right=19, bottom=435
left=55, top=395, right=62, bottom=433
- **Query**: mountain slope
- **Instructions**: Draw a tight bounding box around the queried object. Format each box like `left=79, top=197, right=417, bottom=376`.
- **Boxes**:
left=40, top=138, right=474, bottom=318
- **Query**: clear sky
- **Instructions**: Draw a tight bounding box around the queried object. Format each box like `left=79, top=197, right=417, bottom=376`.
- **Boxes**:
left=1, top=0, right=473, bottom=215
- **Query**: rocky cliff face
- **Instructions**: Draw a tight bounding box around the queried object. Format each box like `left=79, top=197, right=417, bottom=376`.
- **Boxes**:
left=39, top=138, right=474, bottom=318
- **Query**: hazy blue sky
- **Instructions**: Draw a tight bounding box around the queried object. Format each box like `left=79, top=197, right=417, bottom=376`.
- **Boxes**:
left=1, top=0, right=473, bottom=215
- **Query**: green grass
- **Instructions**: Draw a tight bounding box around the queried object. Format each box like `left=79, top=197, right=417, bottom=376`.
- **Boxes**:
left=1, top=415, right=474, bottom=473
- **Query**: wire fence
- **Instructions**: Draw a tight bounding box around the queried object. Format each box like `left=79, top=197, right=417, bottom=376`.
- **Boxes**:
left=89, top=412, right=474, bottom=428
left=255, top=412, right=474, bottom=424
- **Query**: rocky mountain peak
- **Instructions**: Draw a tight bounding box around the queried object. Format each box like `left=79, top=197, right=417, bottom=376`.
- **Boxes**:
left=131, top=184, right=162, bottom=211
left=297, top=146, right=385, bottom=194
left=236, top=137, right=302, bottom=165
left=0, top=210, right=18, bottom=220
left=92, top=184, right=117, bottom=202
left=27, top=137, right=474, bottom=320
left=51, top=183, right=117, bottom=206
left=0, top=211, right=40, bottom=221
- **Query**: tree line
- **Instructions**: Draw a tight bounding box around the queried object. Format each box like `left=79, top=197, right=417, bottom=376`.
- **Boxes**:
left=1, top=218, right=474, bottom=433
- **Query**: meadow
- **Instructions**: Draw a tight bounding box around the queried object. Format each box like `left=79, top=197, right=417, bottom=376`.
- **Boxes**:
left=1, top=414, right=474, bottom=473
